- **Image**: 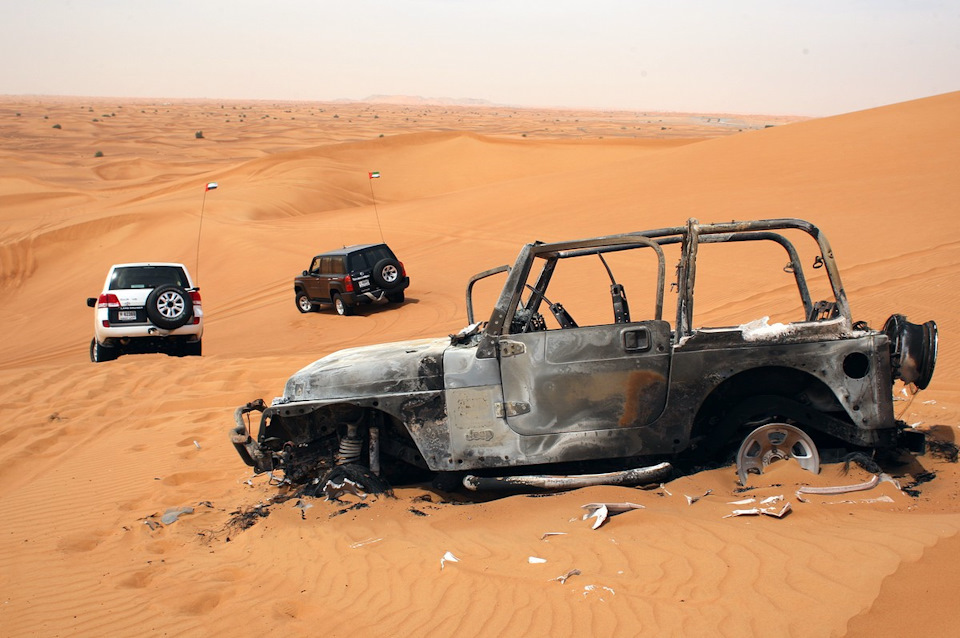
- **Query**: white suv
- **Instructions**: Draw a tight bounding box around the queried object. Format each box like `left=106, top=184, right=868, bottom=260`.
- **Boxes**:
left=86, top=262, right=203, bottom=362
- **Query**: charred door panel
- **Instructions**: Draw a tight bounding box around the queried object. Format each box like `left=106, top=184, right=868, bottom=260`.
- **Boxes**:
left=499, top=320, right=671, bottom=435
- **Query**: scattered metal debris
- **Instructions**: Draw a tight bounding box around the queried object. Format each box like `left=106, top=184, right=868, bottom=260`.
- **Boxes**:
left=440, top=551, right=460, bottom=570
left=160, top=506, right=195, bottom=525
left=349, top=537, right=383, bottom=549
left=723, top=502, right=792, bottom=519
left=581, top=502, right=645, bottom=529
left=528, top=556, right=547, bottom=564
left=540, top=532, right=567, bottom=541
left=685, top=489, right=712, bottom=505
left=552, top=569, right=581, bottom=584
left=583, top=585, right=616, bottom=599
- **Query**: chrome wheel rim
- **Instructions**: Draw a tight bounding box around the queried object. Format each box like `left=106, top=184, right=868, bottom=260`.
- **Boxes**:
left=736, top=423, right=820, bottom=485
left=298, top=295, right=311, bottom=312
left=382, top=265, right=398, bottom=283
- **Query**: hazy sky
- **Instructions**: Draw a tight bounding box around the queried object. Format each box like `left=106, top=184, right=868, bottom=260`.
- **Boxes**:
left=3, top=0, right=957, bottom=115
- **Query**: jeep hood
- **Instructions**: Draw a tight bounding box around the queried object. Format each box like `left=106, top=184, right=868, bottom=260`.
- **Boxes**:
left=279, top=337, right=449, bottom=403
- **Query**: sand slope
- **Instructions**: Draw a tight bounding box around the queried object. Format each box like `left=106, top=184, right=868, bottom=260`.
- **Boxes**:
left=0, top=93, right=958, bottom=637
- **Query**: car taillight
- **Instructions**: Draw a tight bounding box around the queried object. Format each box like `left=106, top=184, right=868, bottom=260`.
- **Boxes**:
left=189, top=290, right=202, bottom=323
left=98, top=293, right=120, bottom=308
left=398, top=261, right=406, bottom=277
left=344, top=275, right=354, bottom=292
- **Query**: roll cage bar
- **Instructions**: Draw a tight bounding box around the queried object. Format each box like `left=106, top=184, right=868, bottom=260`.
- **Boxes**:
left=469, top=218, right=849, bottom=359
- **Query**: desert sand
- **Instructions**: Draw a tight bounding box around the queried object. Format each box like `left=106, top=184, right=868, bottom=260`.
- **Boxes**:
left=0, top=92, right=958, bottom=637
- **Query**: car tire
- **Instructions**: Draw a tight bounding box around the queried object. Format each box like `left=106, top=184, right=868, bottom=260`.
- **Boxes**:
left=90, top=338, right=118, bottom=363
left=296, top=291, right=314, bottom=313
left=145, top=285, right=193, bottom=330
left=333, top=292, right=353, bottom=316
left=386, top=291, right=405, bottom=303
left=372, top=258, right=402, bottom=289
left=180, top=340, right=202, bottom=357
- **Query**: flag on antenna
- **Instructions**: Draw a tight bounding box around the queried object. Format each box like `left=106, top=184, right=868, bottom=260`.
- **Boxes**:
left=205, top=182, right=218, bottom=191
left=368, top=171, right=380, bottom=179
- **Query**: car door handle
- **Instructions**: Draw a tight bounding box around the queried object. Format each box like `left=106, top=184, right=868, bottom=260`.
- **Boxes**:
left=622, top=328, right=650, bottom=352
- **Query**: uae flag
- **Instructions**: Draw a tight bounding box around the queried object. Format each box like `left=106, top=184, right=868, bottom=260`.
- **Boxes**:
left=368, top=171, right=381, bottom=179
left=205, top=182, right=218, bottom=191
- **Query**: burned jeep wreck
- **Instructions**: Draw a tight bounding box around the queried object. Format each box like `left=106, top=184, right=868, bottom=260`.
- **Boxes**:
left=230, top=219, right=938, bottom=491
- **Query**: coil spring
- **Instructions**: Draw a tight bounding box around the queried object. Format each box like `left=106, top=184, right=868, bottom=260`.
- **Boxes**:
left=336, top=437, right=363, bottom=465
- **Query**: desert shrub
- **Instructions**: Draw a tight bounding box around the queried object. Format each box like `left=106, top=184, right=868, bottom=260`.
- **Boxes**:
left=52, top=123, right=61, bottom=129
left=195, top=130, right=204, bottom=139
left=94, top=150, right=103, bottom=157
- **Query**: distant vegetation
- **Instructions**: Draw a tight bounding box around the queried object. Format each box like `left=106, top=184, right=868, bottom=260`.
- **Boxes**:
left=195, top=130, right=204, bottom=139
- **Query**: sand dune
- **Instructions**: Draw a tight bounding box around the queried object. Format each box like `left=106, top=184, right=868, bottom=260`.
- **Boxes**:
left=0, top=93, right=958, bottom=637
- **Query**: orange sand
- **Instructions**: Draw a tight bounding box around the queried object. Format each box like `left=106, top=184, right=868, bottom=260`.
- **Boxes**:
left=0, top=93, right=958, bottom=637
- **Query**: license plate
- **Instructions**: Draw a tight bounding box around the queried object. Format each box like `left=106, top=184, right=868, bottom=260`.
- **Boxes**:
left=118, top=310, right=137, bottom=321
left=358, top=279, right=370, bottom=289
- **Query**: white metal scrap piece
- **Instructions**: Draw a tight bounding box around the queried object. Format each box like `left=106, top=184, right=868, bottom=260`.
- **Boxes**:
left=440, top=551, right=460, bottom=570
left=685, top=489, right=712, bottom=505
left=552, top=569, right=581, bottom=584
left=723, top=502, right=792, bottom=519
left=581, top=502, right=645, bottom=529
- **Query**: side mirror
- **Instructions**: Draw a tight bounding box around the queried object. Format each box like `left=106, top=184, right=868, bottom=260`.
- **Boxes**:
left=302, top=270, right=309, bottom=276
left=86, top=297, right=97, bottom=308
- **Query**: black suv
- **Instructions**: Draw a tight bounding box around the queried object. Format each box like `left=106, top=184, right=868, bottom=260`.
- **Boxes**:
left=294, top=244, right=409, bottom=316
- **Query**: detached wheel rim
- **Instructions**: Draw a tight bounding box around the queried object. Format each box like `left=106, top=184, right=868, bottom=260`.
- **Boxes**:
left=156, top=290, right=186, bottom=319
left=736, top=423, right=820, bottom=485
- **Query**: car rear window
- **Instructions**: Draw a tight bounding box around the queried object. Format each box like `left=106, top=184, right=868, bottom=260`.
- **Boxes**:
left=348, top=246, right=393, bottom=272
left=110, top=266, right=189, bottom=290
